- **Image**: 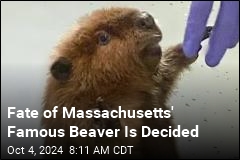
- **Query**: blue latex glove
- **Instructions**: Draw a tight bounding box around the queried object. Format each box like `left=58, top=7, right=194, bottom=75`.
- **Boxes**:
left=183, top=1, right=239, bottom=67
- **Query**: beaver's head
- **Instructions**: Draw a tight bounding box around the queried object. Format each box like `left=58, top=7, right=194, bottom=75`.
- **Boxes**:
left=50, top=7, right=162, bottom=90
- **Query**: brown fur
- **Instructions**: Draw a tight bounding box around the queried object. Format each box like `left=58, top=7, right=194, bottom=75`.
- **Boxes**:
left=42, top=7, right=196, bottom=159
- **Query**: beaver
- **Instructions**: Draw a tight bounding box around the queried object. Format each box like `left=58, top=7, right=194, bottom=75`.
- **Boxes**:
left=42, top=7, right=211, bottom=159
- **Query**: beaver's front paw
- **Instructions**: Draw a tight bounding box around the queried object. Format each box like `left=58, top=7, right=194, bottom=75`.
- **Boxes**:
left=174, top=26, right=213, bottom=65
left=197, top=26, right=213, bottom=52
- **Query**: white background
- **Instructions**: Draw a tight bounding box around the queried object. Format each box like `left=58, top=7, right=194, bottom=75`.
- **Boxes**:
left=1, top=1, right=239, bottom=158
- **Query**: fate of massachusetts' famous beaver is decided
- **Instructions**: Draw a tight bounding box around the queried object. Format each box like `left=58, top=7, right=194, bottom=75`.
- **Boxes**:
left=42, top=7, right=211, bottom=159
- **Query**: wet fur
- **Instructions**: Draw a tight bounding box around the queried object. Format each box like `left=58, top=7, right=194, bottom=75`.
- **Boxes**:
left=42, top=7, right=198, bottom=159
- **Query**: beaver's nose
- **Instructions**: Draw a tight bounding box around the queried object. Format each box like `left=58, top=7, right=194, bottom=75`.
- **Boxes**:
left=136, top=11, right=155, bottom=29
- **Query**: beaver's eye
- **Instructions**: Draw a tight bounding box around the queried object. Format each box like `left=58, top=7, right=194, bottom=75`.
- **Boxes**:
left=98, top=31, right=110, bottom=45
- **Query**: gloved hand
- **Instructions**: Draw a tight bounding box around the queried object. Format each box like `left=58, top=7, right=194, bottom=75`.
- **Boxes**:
left=183, top=1, right=239, bottom=67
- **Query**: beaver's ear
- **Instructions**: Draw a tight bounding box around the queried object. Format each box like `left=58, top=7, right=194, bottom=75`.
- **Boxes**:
left=50, top=57, right=72, bottom=81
